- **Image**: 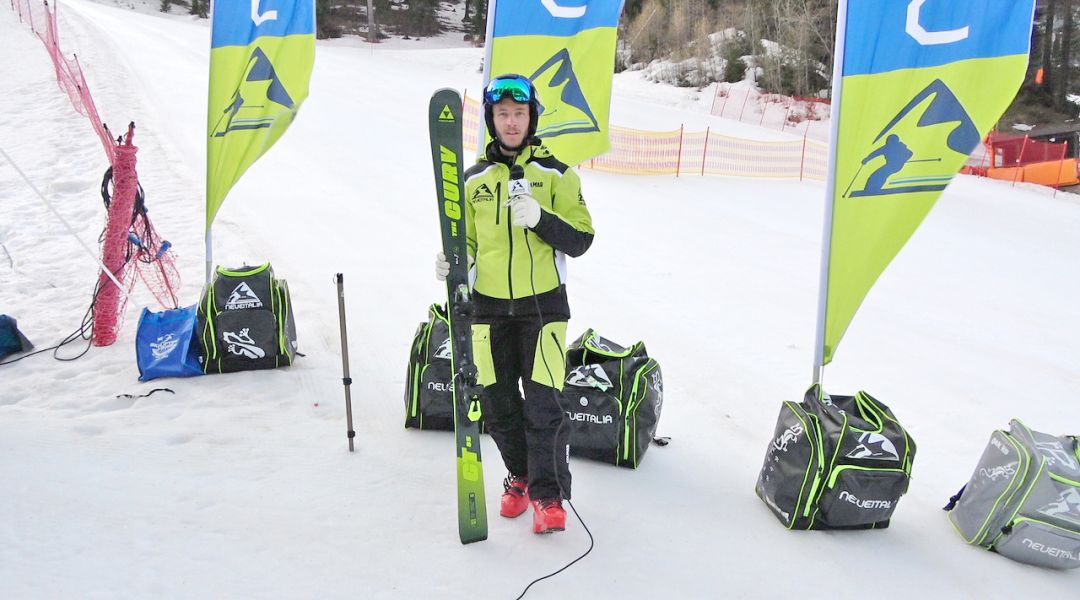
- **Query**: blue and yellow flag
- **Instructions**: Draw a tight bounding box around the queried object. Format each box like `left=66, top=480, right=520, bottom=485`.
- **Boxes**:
left=486, top=0, right=624, bottom=166
left=206, top=0, right=314, bottom=230
left=817, top=0, right=1036, bottom=368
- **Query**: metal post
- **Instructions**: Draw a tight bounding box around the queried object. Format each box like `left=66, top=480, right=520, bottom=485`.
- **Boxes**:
left=701, top=126, right=710, bottom=176
left=1012, top=136, right=1029, bottom=187
left=675, top=124, right=684, bottom=177
left=799, top=128, right=808, bottom=181
left=335, top=273, right=356, bottom=452
left=367, top=0, right=375, bottom=44
left=1053, top=141, right=1068, bottom=197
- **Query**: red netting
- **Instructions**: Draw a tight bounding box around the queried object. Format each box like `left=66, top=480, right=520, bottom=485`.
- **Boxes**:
left=92, top=126, right=181, bottom=346
left=18, top=0, right=116, bottom=162
left=91, top=135, right=138, bottom=346
left=987, top=132, right=1067, bottom=167
left=12, top=0, right=181, bottom=347
left=710, top=84, right=831, bottom=142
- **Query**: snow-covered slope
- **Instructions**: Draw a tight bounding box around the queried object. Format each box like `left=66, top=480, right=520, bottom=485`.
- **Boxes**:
left=1, top=3, right=1078, bottom=598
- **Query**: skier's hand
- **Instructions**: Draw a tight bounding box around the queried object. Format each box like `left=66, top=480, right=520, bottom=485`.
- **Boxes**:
left=508, top=194, right=541, bottom=228
left=436, top=252, right=474, bottom=281
left=435, top=252, right=450, bottom=281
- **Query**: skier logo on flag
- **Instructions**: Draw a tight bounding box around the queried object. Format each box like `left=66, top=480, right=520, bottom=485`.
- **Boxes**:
left=847, top=79, right=980, bottom=198
left=529, top=49, right=601, bottom=138
left=813, top=0, right=1036, bottom=371
left=212, top=47, right=297, bottom=138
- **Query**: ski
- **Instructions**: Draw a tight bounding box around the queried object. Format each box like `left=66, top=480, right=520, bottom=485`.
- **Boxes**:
left=428, top=88, right=488, bottom=544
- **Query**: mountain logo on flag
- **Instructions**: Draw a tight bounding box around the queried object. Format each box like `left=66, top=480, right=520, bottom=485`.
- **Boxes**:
left=211, top=47, right=296, bottom=138
left=529, top=48, right=601, bottom=138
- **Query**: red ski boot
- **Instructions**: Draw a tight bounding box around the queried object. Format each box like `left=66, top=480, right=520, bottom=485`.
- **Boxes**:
left=500, top=474, right=530, bottom=518
left=532, top=498, right=566, bottom=534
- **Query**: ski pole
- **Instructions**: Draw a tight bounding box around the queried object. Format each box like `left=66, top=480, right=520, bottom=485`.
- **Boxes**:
left=842, top=163, right=865, bottom=198
left=335, top=273, right=356, bottom=452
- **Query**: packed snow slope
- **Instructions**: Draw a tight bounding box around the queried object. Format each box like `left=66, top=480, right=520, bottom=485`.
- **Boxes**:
left=1, top=2, right=1078, bottom=598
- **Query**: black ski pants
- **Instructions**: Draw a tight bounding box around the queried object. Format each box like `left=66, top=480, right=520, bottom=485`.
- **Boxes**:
left=473, top=315, right=571, bottom=502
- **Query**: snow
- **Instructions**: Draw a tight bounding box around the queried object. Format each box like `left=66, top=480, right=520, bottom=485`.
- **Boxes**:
left=2, top=2, right=1079, bottom=598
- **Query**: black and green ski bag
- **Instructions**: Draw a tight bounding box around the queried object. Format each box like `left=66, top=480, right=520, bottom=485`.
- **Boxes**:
left=197, top=263, right=297, bottom=374
left=560, top=329, right=663, bottom=469
left=944, top=419, right=1080, bottom=569
left=756, top=384, right=916, bottom=530
left=403, top=304, right=484, bottom=432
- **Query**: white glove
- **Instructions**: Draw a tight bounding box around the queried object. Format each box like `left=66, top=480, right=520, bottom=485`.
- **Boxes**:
left=508, top=194, right=541, bottom=228
left=435, top=252, right=450, bottom=281
left=435, top=252, right=474, bottom=281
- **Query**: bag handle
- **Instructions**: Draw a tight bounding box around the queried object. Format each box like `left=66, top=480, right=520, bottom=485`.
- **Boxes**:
left=943, top=484, right=966, bottom=511
left=582, top=330, right=635, bottom=359
left=852, top=391, right=886, bottom=432
left=429, top=303, right=449, bottom=324
left=215, top=262, right=271, bottom=277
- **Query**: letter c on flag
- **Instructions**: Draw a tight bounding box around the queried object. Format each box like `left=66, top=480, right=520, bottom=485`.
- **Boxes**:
left=251, top=0, right=279, bottom=26
left=541, top=0, right=587, bottom=19
left=906, top=0, right=969, bottom=45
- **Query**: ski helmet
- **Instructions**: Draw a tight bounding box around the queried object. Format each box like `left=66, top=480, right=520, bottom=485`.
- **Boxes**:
left=483, top=74, right=541, bottom=151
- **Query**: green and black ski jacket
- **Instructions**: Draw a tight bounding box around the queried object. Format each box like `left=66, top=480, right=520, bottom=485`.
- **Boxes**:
left=464, top=141, right=594, bottom=320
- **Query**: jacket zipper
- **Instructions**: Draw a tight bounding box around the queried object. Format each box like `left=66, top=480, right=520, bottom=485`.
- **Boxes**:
left=505, top=165, right=515, bottom=306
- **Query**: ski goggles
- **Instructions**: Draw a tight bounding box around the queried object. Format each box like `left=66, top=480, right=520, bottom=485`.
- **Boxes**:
left=483, top=75, right=534, bottom=104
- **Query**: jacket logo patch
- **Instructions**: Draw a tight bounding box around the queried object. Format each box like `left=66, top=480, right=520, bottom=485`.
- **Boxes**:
left=472, top=183, right=495, bottom=202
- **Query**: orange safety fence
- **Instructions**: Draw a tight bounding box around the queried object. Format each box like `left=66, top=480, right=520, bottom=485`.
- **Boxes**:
left=987, top=160, right=1080, bottom=188
left=964, top=132, right=1079, bottom=188
left=461, top=93, right=829, bottom=181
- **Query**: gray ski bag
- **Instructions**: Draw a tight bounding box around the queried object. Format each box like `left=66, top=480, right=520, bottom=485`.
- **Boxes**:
left=756, top=384, right=916, bottom=530
left=945, top=419, right=1080, bottom=569
left=561, top=329, right=663, bottom=468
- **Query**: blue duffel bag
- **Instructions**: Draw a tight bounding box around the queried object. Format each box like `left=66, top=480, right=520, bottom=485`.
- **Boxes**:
left=135, top=305, right=203, bottom=381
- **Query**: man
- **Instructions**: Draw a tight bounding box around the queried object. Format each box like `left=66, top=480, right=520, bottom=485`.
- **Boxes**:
left=436, top=74, right=594, bottom=534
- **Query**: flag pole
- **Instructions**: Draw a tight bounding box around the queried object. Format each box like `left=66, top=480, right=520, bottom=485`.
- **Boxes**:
left=205, top=3, right=215, bottom=287
left=482, top=0, right=496, bottom=85
left=812, top=1, right=849, bottom=385
left=477, top=0, right=497, bottom=156
left=205, top=227, right=213, bottom=284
